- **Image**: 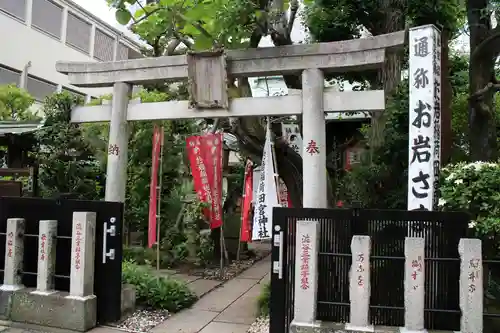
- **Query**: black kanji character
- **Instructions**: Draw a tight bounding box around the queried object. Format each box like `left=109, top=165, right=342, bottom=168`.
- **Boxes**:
left=412, top=100, right=432, bottom=128
left=411, top=135, right=431, bottom=163
left=411, top=171, right=430, bottom=199
left=414, top=68, right=429, bottom=89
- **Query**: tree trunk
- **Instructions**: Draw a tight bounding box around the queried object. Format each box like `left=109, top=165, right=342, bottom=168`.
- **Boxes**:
left=367, top=0, right=406, bottom=150
left=370, top=51, right=403, bottom=149
left=467, top=0, right=498, bottom=161
left=441, top=30, right=453, bottom=164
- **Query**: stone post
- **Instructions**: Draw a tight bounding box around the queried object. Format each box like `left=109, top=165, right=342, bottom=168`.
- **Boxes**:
left=404, top=237, right=425, bottom=331
left=105, top=82, right=132, bottom=203
left=459, top=238, right=483, bottom=333
left=347, top=236, right=371, bottom=331
left=292, top=220, right=319, bottom=324
left=68, top=212, right=96, bottom=299
left=0, top=218, right=25, bottom=291
left=293, top=68, right=324, bottom=328
left=301, top=68, right=326, bottom=208
left=33, top=220, right=57, bottom=294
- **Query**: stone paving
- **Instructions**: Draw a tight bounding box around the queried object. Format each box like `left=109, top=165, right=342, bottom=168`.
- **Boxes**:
left=150, top=256, right=270, bottom=333
left=0, top=254, right=270, bottom=333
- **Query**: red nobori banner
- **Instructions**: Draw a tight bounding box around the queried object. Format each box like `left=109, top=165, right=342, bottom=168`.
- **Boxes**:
left=148, top=125, right=162, bottom=248
left=240, top=160, right=253, bottom=242
left=200, top=133, right=223, bottom=229
left=186, top=133, right=223, bottom=229
left=186, top=136, right=212, bottom=221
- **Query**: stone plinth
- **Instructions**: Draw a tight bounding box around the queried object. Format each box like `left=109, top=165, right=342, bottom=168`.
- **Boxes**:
left=404, top=237, right=425, bottom=331
left=459, top=238, right=482, bottom=333
left=293, top=220, right=319, bottom=325
left=68, top=212, right=96, bottom=299
left=33, top=220, right=57, bottom=294
left=347, top=235, right=372, bottom=331
left=1, top=218, right=25, bottom=291
left=10, top=288, right=96, bottom=332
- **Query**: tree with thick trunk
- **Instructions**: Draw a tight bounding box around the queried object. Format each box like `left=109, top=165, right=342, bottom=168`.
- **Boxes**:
left=466, top=0, right=500, bottom=161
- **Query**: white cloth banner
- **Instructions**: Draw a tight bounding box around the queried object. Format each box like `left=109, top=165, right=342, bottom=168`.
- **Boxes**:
left=282, top=123, right=303, bottom=157
left=407, top=25, right=441, bottom=211
left=252, top=126, right=279, bottom=240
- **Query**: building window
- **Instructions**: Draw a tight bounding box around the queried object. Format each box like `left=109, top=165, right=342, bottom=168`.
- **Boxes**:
left=116, top=43, right=128, bottom=61
left=94, top=29, right=114, bottom=61
left=66, top=12, right=91, bottom=54
left=0, top=65, right=21, bottom=86
left=27, top=76, right=57, bottom=102
left=32, top=0, right=62, bottom=39
left=0, top=0, right=26, bottom=21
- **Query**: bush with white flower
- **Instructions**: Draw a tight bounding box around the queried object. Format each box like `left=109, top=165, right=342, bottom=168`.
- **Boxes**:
left=439, top=161, right=500, bottom=256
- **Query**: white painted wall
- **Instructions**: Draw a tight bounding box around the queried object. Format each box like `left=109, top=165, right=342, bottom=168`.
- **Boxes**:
left=0, top=13, right=110, bottom=97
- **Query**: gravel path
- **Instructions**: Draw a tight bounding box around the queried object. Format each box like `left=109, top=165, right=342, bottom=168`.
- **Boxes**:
left=116, top=310, right=169, bottom=333
left=247, top=317, right=269, bottom=333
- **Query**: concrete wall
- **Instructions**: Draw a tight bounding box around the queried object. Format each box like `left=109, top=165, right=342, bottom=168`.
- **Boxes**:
left=0, top=0, right=144, bottom=100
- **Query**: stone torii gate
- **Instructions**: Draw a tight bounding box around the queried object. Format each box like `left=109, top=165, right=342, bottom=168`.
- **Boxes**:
left=57, top=30, right=406, bottom=331
left=56, top=32, right=405, bottom=210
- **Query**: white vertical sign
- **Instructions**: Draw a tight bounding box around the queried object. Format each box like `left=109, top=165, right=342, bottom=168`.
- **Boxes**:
left=407, top=25, right=441, bottom=211
left=252, top=126, right=279, bottom=240
left=282, top=123, right=303, bottom=157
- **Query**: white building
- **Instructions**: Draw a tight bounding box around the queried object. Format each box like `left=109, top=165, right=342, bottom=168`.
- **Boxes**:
left=0, top=0, right=143, bottom=107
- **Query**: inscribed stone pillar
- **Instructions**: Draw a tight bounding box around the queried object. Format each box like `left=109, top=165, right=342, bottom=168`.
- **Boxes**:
left=34, top=220, right=57, bottom=294
left=348, top=236, right=371, bottom=330
left=404, top=237, right=425, bottom=331
left=1, top=218, right=25, bottom=291
left=458, top=238, right=483, bottom=333
left=301, top=68, right=326, bottom=208
left=293, top=220, right=319, bottom=324
left=105, top=82, right=132, bottom=203
left=68, top=212, right=96, bottom=298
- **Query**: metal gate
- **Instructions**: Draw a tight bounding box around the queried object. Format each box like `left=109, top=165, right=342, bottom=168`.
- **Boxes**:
left=0, top=197, right=123, bottom=324
left=270, top=207, right=469, bottom=333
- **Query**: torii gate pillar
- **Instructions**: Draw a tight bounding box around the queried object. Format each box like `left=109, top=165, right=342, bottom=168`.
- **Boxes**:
left=105, top=82, right=132, bottom=202
left=302, top=68, right=327, bottom=208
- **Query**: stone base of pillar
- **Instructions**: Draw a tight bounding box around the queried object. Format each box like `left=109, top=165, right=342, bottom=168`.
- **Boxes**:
left=290, top=321, right=433, bottom=333
left=9, top=289, right=97, bottom=332
left=0, top=284, right=23, bottom=291
left=30, top=290, right=57, bottom=296
left=345, top=323, right=375, bottom=332
left=0, top=289, right=15, bottom=320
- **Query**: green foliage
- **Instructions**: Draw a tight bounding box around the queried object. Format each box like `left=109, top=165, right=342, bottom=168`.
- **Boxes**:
left=336, top=80, right=409, bottom=208
left=108, top=0, right=258, bottom=51
left=160, top=194, right=214, bottom=267
left=257, top=281, right=270, bottom=316
left=439, top=162, right=500, bottom=256
left=122, top=261, right=197, bottom=311
left=33, top=92, right=102, bottom=199
left=0, top=84, right=38, bottom=120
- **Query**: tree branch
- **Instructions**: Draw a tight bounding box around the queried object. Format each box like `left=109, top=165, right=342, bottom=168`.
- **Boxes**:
left=287, top=0, right=299, bottom=36
left=469, top=81, right=500, bottom=101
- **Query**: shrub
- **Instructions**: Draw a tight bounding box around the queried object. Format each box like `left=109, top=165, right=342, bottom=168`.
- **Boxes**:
left=257, top=281, right=270, bottom=316
left=439, top=161, right=500, bottom=257
left=122, top=261, right=197, bottom=312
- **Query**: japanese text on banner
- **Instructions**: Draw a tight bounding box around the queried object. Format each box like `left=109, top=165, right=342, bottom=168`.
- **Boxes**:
left=200, top=133, right=223, bottom=229
left=186, top=136, right=212, bottom=224
left=252, top=126, right=279, bottom=240
left=407, top=26, right=441, bottom=211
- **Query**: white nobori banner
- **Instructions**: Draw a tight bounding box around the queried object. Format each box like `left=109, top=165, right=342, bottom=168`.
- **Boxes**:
left=252, top=125, right=279, bottom=240
left=407, top=25, right=441, bottom=211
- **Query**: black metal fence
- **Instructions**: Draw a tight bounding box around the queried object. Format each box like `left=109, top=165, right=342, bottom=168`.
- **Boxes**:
left=0, top=197, right=124, bottom=324
left=270, top=207, right=474, bottom=333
